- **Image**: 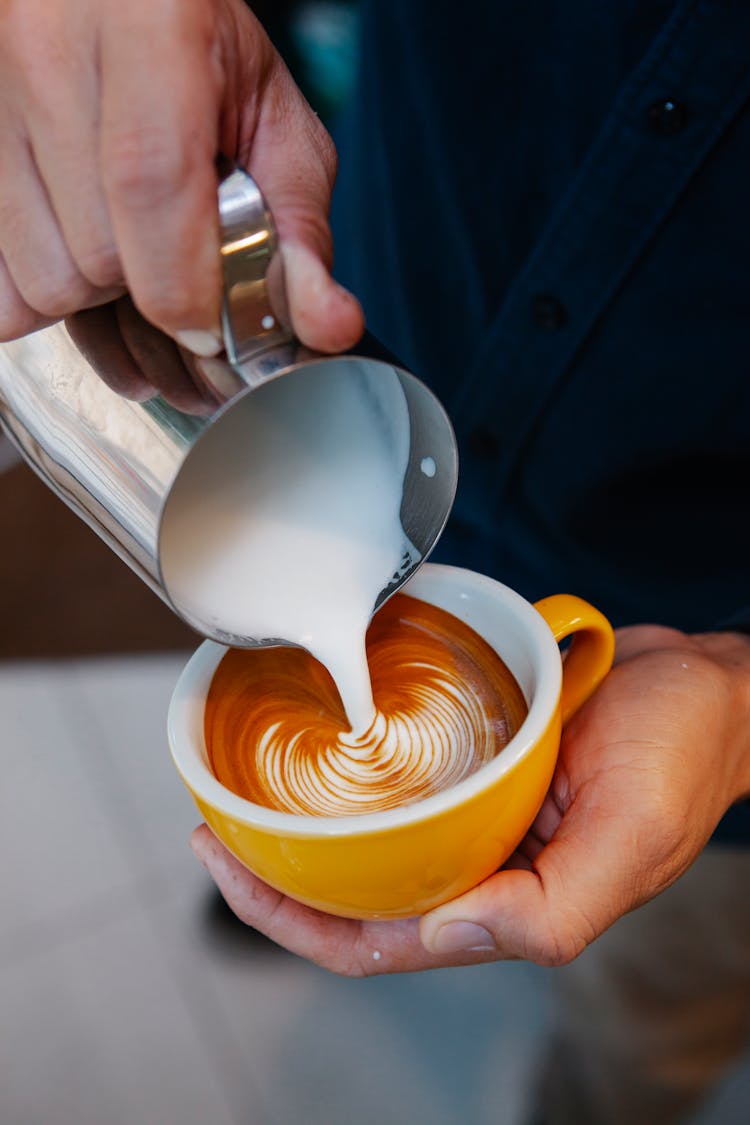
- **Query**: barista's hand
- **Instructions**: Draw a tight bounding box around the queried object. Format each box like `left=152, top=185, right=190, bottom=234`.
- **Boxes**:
left=0, top=0, right=362, bottom=383
left=191, top=626, right=750, bottom=975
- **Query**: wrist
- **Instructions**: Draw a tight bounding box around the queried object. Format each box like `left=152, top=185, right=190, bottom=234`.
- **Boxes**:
left=694, top=631, right=750, bottom=804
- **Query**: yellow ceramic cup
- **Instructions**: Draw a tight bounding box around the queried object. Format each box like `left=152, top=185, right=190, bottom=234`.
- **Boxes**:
left=168, top=564, right=614, bottom=920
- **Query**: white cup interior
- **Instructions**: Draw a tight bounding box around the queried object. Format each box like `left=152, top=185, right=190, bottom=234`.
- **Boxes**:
left=167, top=563, right=563, bottom=838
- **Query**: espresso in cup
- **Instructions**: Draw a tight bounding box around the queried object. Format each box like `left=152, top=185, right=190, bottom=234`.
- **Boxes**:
left=205, top=593, right=528, bottom=816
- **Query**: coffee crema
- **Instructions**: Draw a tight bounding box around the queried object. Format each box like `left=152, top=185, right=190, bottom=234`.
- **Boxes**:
left=205, top=594, right=528, bottom=817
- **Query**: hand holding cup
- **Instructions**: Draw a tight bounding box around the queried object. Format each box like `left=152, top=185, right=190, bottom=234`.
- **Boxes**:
left=189, top=620, right=750, bottom=974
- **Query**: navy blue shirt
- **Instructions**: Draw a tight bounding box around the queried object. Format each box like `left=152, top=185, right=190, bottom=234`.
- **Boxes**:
left=331, top=1, right=750, bottom=841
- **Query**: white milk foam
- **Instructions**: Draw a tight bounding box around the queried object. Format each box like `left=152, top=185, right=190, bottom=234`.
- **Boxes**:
left=160, top=360, right=418, bottom=735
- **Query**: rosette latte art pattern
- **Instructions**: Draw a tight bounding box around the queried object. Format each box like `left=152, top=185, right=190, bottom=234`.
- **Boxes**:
left=205, top=595, right=528, bottom=816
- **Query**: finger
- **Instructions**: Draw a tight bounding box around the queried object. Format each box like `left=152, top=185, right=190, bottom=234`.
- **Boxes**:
left=99, top=4, right=223, bottom=355
left=0, top=252, right=55, bottom=340
left=66, top=304, right=156, bottom=401
left=510, top=827, right=548, bottom=867
left=20, top=11, right=121, bottom=292
left=280, top=242, right=364, bottom=354
left=528, top=791, right=564, bottom=843
left=242, top=57, right=364, bottom=353
left=503, top=789, right=566, bottom=872
left=502, top=850, right=535, bottom=873
left=190, top=824, right=442, bottom=976
left=420, top=850, right=599, bottom=967
left=0, top=136, right=102, bottom=320
left=115, top=297, right=217, bottom=415
left=190, top=825, right=370, bottom=973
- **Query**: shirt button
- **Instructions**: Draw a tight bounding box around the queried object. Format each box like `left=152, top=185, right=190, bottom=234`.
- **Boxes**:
left=648, top=98, right=687, bottom=135
left=531, top=293, right=567, bottom=330
left=467, top=426, right=501, bottom=458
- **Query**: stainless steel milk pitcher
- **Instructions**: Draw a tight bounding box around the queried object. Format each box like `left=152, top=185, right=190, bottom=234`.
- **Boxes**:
left=0, top=165, right=457, bottom=645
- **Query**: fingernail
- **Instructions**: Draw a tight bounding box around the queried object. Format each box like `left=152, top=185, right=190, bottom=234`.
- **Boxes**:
left=125, top=382, right=158, bottom=403
left=431, top=921, right=497, bottom=954
left=175, top=329, right=223, bottom=357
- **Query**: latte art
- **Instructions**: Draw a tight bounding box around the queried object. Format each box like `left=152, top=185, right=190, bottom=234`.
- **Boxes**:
left=205, top=595, right=528, bottom=817
left=253, top=676, right=496, bottom=815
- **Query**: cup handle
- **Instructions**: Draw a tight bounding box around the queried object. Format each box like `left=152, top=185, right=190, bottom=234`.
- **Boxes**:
left=533, top=595, right=615, bottom=725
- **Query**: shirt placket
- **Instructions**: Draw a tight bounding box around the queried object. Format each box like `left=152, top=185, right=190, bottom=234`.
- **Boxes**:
left=453, top=0, right=750, bottom=499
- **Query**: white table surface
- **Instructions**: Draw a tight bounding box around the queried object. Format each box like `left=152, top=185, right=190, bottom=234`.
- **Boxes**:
left=0, top=655, right=746, bottom=1125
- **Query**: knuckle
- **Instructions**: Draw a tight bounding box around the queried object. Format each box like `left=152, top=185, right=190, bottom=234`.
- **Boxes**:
left=315, top=933, right=374, bottom=979
left=345, top=934, right=388, bottom=979
left=297, top=208, right=332, bottom=250
left=0, top=272, right=26, bottom=340
left=22, top=269, right=89, bottom=318
left=0, top=305, right=30, bottom=341
left=284, top=206, right=334, bottom=269
left=104, top=125, right=189, bottom=207
left=324, top=954, right=369, bottom=979
left=75, top=240, right=121, bottom=288
left=0, top=195, right=24, bottom=242
left=533, top=926, right=586, bottom=968
left=134, top=280, right=202, bottom=329
left=343, top=962, right=370, bottom=980
left=525, top=908, right=593, bottom=968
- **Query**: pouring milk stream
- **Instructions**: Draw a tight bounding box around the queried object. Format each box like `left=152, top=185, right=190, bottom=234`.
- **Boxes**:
left=160, top=359, right=419, bottom=737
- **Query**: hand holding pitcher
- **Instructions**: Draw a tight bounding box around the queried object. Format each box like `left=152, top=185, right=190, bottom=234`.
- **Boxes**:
left=0, top=0, right=362, bottom=392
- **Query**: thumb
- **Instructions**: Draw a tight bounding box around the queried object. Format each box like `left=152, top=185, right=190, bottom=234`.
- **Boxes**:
left=419, top=789, right=651, bottom=966
left=245, top=62, right=364, bottom=354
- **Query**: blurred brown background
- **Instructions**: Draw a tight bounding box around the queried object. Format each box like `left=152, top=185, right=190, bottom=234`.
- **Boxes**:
left=0, top=462, right=197, bottom=659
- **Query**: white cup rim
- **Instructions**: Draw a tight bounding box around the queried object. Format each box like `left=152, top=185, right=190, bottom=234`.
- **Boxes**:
left=167, top=564, right=562, bottom=838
